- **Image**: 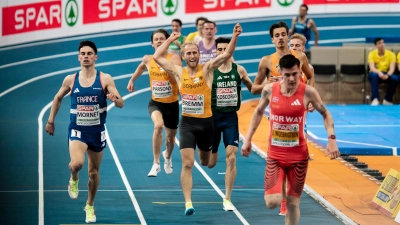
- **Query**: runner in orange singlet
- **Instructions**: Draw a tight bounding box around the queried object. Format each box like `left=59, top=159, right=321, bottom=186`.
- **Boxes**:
left=251, top=21, right=314, bottom=95
left=242, top=55, right=340, bottom=225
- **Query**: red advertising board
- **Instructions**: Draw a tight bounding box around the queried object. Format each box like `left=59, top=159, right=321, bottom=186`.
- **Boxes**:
left=2, top=1, right=62, bottom=36
left=186, top=0, right=271, bottom=13
left=83, top=0, right=157, bottom=24
left=304, top=0, right=398, bottom=4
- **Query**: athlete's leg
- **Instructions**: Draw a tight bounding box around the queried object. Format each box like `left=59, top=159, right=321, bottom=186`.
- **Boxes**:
left=208, top=129, right=221, bottom=168
left=180, top=148, right=195, bottom=203
left=86, top=149, right=104, bottom=206
left=69, top=140, right=87, bottom=181
left=150, top=110, right=164, bottom=164
left=285, top=196, right=300, bottom=225
left=164, top=127, right=177, bottom=159
left=225, top=145, right=238, bottom=200
left=198, top=149, right=211, bottom=166
left=264, top=158, right=286, bottom=209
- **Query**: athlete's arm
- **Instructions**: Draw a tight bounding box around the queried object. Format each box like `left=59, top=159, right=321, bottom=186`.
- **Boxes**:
left=251, top=56, right=269, bottom=95
left=46, top=75, right=74, bottom=136
left=153, top=32, right=183, bottom=85
left=305, top=86, right=340, bottom=159
left=102, top=73, right=124, bottom=108
left=127, top=56, right=149, bottom=92
left=309, top=19, right=319, bottom=47
left=299, top=52, right=314, bottom=86
left=204, top=23, right=242, bottom=73
left=289, top=17, right=296, bottom=36
left=237, top=64, right=253, bottom=92
left=241, top=84, right=272, bottom=157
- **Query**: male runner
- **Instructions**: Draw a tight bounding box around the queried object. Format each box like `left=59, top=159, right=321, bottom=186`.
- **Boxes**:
left=208, top=37, right=253, bottom=211
left=153, top=23, right=242, bottom=216
left=241, top=54, right=340, bottom=225
left=127, top=29, right=182, bottom=177
left=198, top=20, right=218, bottom=64
left=46, top=40, right=124, bottom=223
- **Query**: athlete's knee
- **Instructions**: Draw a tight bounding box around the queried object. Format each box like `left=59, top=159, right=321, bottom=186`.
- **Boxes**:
left=69, top=161, right=83, bottom=172
left=182, top=159, right=194, bottom=170
left=165, top=136, right=175, bottom=146
left=226, top=153, right=236, bottom=168
left=89, top=170, right=99, bottom=181
left=154, top=123, right=164, bottom=134
left=265, top=200, right=279, bottom=209
left=199, top=158, right=209, bottom=166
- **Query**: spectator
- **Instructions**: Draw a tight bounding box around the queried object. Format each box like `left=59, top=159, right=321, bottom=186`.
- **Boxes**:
left=289, top=4, right=319, bottom=57
left=186, top=17, right=207, bottom=43
left=368, top=38, right=399, bottom=105
left=168, top=19, right=186, bottom=56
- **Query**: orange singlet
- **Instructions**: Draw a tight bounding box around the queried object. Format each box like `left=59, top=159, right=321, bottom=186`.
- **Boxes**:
left=270, top=50, right=307, bottom=83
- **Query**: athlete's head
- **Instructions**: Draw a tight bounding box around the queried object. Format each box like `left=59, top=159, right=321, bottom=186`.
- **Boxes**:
left=171, top=19, right=182, bottom=33
left=289, top=33, right=307, bottom=52
left=181, top=42, right=200, bottom=68
left=215, top=37, right=231, bottom=56
left=299, top=4, right=308, bottom=17
left=78, top=40, right=98, bottom=67
left=196, top=17, right=208, bottom=33
left=270, top=21, right=289, bottom=49
left=202, top=20, right=217, bottom=40
left=374, top=38, right=385, bottom=51
left=150, top=29, right=170, bottom=50
left=279, top=54, right=301, bottom=88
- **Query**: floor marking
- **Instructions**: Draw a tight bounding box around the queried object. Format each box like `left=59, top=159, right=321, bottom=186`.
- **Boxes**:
left=218, top=172, right=226, bottom=175
left=0, top=188, right=265, bottom=193
left=153, top=202, right=221, bottom=205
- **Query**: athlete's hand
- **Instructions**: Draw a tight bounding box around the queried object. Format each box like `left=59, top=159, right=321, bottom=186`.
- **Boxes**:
left=107, top=93, right=119, bottom=102
left=46, top=122, right=55, bottom=136
left=307, top=102, right=315, bottom=112
left=325, top=140, right=340, bottom=160
left=127, top=80, right=135, bottom=92
left=170, top=32, right=181, bottom=42
left=241, top=140, right=252, bottom=157
left=269, top=76, right=281, bottom=83
left=233, top=23, right=242, bottom=37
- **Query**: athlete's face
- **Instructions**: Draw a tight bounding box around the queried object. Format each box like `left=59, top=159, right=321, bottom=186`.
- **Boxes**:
left=202, top=22, right=216, bottom=40
left=375, top=39, right=385, bottom=51
left=183, top=44, right=200, bottom=68
left=197, top=20, right=205, bottom=33
left=299, top=6, right=307, bottom=17
left=78, top=46, right=97, bottom=67
left=152, top=33, right=167, bottom=50
left=289, top=39, right=305, bottom=52
left=171, top=21, right=181, bottom=33
left=281, top=65, right=301, bottom=89
left=272, top=28, right=288, bottom=49
left=216, top=43, right=228, bottom=56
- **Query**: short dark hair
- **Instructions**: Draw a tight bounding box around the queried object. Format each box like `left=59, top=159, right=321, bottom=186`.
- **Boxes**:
left=150, top=29, right=170, bottom=43
left=172, top=18, right=182, bottom=27
left=279, top=54, right=300, bottom=70
left=215, top=37, right=231, bottom=47
left=300, top=4, right=308, bottom=11
left=78, top=40, right=97, bottom=54
left=374, top=37, right=383, bottom=45
left=269, top=21, right=289, bottom=38
left=203, top=20, right=217, bottom=28
left=196, top=17, right=208, bottom=26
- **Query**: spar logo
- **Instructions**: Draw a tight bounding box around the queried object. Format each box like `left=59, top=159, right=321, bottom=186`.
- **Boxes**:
left=182, top=94, right=203, bottom=101
left=277, top=0, right=295, bottom=7
left=186, top=0, right=271, bottom=13
left=65, top=0, right=78, bottom=27
left=161, top=0, right=178, bottom=16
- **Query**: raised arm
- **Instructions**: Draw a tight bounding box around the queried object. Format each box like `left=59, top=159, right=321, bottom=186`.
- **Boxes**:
left=204, top=23, right=242, bottom=73
left=153, top=32, right=182, bottom=83
left=299, top=52, right=314, bottom=87
left=127, top=55, right=149, bottom=92
left=305, top=86, right=340, bottom=159
left=237, top=64, right=253, bottom=92
left=46, top=75, right=74, bottom=136
left=241, top=84, right=272, bottom=157
left=251, top=56, right=269, bottom=95
left=102, top=73, right=124, bottom=108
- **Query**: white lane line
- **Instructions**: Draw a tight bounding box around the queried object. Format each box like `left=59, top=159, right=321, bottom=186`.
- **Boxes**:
left=106, top=88, right=151, bottom=225
left=174, top=137, right=250, bottom=225
left=307, top=124, right=400, bottom=128
left=1, top=188, right=265, bottom=193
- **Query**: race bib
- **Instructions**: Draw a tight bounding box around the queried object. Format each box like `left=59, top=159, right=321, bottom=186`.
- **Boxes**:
left=216, top=87, right=238, bottom=107
left=76, top=104, right=100, bottom=126
left=182, top=94, right=204, bottom=115
left=271, top=122, right=299, bottom=147
left=152, top=80, right=173, bottom=98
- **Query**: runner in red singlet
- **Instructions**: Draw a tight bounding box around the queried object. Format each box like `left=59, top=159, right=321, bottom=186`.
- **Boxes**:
left=241, top=54, right=340, bottom=225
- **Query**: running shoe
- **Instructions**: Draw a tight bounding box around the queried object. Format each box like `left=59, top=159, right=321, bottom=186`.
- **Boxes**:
left=147, top=163, right=161, bottom=177
left=185, top=202, right=195, bottom=216
left=279, top=199, right=287, bottom=216
left=84, top=204, right=96, bottom=223
left=68, top=178, right=79, bottom=199
left=223, top=198, right=235, bottom=211
left=163, top=150, right=173, bottom=174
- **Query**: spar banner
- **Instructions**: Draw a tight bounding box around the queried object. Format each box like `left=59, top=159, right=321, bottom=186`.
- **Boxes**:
left=1, top=0, right=400, bottom=47
left=371, top=168, right=400, bottom=219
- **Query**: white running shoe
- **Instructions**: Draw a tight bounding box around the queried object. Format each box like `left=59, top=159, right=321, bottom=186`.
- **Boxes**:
left=371, top=98, right=379, bottom=106
left=163, top=150, right=173, bottom=174
left=68, top=178, right=79, bottom=200
left=84, top=204, right=96, bottom=223
left=383, top=99, right=393, bottom=105
left=147, top=163, right=161, bottom=177
left=223, top=198, right=235, bottom=211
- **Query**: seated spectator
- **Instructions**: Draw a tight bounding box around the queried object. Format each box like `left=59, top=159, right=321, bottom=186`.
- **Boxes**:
left=168, top=19, right=186, bottom=56
left=185, top=17, right=207, bottom=43
left=397, top=51, right=400, bottom=73
left=368, top=38, right=399, bottom=105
